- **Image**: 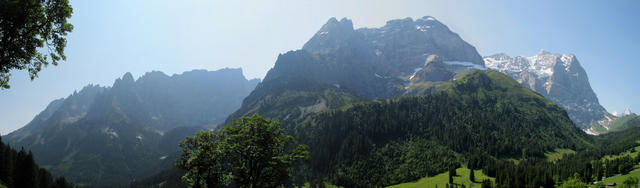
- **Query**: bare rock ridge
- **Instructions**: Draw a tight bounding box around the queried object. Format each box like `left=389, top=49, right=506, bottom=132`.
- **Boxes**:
left=484, top=50, right=615, bottom=133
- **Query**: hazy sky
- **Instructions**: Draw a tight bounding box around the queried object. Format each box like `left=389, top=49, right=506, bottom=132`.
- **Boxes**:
left=1, top=0, right=639, bottom=135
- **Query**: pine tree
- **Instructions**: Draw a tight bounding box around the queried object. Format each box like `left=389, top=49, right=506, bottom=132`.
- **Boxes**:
left=470, top=169, right=475, bottom=182
left=0, top=136, right=73, bottom=188
left=38, top=168, right=53, bottom=188
left=481, top=179, right=492, bottom=188
left=449, top=169, right=454, bottom=184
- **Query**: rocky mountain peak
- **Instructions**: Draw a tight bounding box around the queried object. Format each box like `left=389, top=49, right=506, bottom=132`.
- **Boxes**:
left=537, top=49, right=552, bottom=56
left=384, top=17, right=416, bottom=28
left=122, top=72, right=134, bottom=82
left=302, top=17, right=356, bottom=54
left=139, top=71, right=169, bottom=80
left=321, top=17, right=354, bottom=31
left=312, top=17, right=354, bottom=37
left=274, top=16, right=486, bottom=99
left=113, top=72, right=135, bottom=89
left=484, top=51, right=611, bottom=131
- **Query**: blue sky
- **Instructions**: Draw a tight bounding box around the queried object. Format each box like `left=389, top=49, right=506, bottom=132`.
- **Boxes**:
left=1, top=0, right=639, bottom=135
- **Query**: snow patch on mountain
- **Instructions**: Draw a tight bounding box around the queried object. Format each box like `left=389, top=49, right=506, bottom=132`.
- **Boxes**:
left=416, top=25, right=431, bottom=32
left=444, top=61, right=487, bottom=70
left=408, top=67, right=423, bottom=80
left=584, top=127, right=599, bottom=135
left=485, top=51, right=561, bottom=78
left=103, top=128, right=118, bottom=138
left=612, top=111, right=620, bottom=117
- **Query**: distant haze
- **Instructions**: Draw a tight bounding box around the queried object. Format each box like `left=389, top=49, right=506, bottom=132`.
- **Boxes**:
left=1, top=0, right=639, bottom=135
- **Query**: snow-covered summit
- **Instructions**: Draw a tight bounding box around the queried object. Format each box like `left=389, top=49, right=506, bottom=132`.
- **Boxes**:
left=484, top=50, right=612, bottom=132
left=484, top=50, right=577, bottom=78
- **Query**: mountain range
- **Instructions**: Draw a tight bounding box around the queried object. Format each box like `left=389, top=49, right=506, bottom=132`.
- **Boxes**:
left=3, top=15, right=638, bottom=187
left=230, top=16, right=620, bottom=135
left=219, top=17, right=600, bottom=186
left=4, top=68, right=258, bottom=185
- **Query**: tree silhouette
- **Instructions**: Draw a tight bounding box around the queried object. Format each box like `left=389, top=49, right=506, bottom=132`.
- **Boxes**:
left=178, top=114, right=309, bottom=187
left=0, top=0, right=73, bottom=89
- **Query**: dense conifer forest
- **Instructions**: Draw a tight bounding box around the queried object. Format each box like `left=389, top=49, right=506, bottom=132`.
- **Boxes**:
left=291, top=71, right=591, bottom=186
left=0, top=137, right=74, bottom=188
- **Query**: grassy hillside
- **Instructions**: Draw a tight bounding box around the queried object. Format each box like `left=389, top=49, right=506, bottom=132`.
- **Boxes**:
left=609, top=114, right=640, bottom=132
left=598, top=168, right=640, bottom=187
left=388, top=167, right=494, bottom=188
left=545, top=148, right=577, bottom=162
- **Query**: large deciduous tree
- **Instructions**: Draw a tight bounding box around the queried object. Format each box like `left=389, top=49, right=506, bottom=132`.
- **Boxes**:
left=178, top=114, right=309, bottom=188
left=177, top=131, right=225, bottom=187
left=0, top=0, right=73, bottom=89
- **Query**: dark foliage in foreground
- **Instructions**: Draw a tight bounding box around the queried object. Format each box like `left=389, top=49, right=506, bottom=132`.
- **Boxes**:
left=0, top=0, right=73, bottom=89
left=0, top=137, right=74, bottom=188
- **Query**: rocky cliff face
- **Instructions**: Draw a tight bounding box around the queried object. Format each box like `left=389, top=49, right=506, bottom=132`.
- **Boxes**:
left=228, top=16, right=486, bottom=124
left=266, top=16, right=485, bottom=99
left=484, top=51, right=615, bottom=132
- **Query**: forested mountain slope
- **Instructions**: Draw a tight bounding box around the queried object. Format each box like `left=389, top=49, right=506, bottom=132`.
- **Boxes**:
left=297, top=70, right=591, bottom=186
